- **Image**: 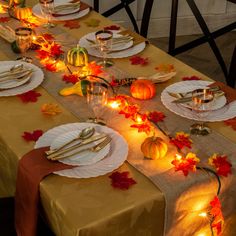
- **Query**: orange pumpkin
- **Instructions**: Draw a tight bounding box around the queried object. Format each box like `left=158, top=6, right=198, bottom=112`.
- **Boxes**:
left=130, top=79, right=156, bottom=100
left=141, top=136, right=168, bottom=159
left=13, top=7, right=32, bottom=20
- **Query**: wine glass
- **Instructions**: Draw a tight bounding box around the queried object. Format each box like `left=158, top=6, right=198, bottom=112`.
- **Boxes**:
left=87, top=82, right=108, bottom=125
left=190, top=88, right=214, bottom=136
left=15, top=27, right=33, bottom=61
left=39, top=0, right=55, bottom=28
left=95, top=30, right=113, bottom=68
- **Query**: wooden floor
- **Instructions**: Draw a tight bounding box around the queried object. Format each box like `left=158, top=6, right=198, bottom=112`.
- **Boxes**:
left=150, top=32, right=236, bottom=85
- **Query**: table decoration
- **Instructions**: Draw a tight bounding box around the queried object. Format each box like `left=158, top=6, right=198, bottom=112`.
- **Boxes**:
left=0, top=16, right=10, bottom=22
left=129, top=55, right=149, bottom=66
left=182, top=75, right=201, bottom=81
left=63, top=19, right=80, bottom=29
left=130, top=79, right=156, bottom=100
left=17, top=89, right=41, bottom=102
left=0, top=24, right=15, bottom=43
left=41, top=103, right=62, bottom=115
left=169, top=132, right=192, bottom=151
left=109, top=171, right=136, bottom=190
left=224, top=117, right=236, bottom=130
left=104, top=25, right=120, bottom=31
left=67, top=45, right=88, bottom=67
left=84, top=18, right=100, bottom=27
left=62, top=73, right=79, bottom=84
left=22, top=129, right=43, bottom=141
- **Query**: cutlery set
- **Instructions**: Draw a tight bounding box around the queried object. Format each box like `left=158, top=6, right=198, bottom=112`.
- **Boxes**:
left=45, top=127, right=112, bottom=162
left=53, top=2, right=80, bottom=13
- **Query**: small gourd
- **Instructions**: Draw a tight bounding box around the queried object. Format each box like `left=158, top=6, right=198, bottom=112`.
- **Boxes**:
left=141, top=136, right=168, bottom=160
left=8, top=0, right=32, bottom=21
left=130, top=79, right=156, bottom=100
left=59, top=80, right=90, bottom=97
left=67, top=46, right=88, bottom=67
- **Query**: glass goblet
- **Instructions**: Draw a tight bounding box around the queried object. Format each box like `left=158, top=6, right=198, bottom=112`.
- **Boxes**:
left=190, top=88, right=214, bottom=136
left=15, top=27, right=33, bottom=61
left=39, top=0, right=55, bottom=28
left=87, top=82, right=108, bottom=125
left=95, top=30, right=113, bottom=68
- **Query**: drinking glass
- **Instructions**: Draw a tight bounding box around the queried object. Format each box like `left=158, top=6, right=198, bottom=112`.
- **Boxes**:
left=95, top=30, right=113, bottom=67
left=190, top=88, right=214, bottom=135
left=15, top=27, right=33, bottom=61
left=39, top=0, right=55, bottom=28
left=87, top=82, right=108, bottom=124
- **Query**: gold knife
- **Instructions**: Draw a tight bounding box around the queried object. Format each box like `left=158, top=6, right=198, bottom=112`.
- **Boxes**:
left=46, top=133, right=107, bottom=159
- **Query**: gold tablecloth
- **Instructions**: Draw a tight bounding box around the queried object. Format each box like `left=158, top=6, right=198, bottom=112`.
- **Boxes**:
left=0, top=4, right=236, bottom=236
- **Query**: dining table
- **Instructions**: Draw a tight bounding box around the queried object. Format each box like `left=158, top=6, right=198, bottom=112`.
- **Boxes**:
left=0, top=1, right=236, bottom=236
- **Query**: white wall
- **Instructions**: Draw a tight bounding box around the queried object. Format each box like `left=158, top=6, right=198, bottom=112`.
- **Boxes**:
left=84, top=0, right=236, bottom=38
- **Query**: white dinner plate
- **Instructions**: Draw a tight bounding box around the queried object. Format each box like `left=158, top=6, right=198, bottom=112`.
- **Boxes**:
left=0, top=66, right=32, bottom=89
left=35, top=123, right=128, bottom=178
left=0, top=61, right=44, bottom=97
left=161, top=81, right=236, bottom=122
left=50, top=130, right=111, bottom=166
left=53, top=3, right=80, bottom=15
left=32, top=0, right=90, bottom=22
left=79, top=32, right=146, bottom=58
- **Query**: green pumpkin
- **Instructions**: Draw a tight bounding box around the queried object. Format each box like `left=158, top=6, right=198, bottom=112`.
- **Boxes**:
left=67, top=46, right=88, bottom=67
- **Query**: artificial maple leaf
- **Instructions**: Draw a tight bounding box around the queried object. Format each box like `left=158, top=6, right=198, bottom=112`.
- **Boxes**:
left=170, top=132, right=192, bottom=150
left=35, top=49, right=50, bottom=60
left=45, top=63, right=57, bottom=72
left=130, top=122, right=151, bottom=134
left=84, top=61, right=103, bottom=76
left=41, top=103, right=62, bottom=115
left=42, top=33, right=55, bottom=41
left=109, top=171, right=137, bottom=190
left=171, top=152, right=200, bottom=176
left=119, top=104, right=140, bottom=119
left=0, top=17, right=10, bottom=23
left=147, top=111, right=166, bottom=123
left=155, top=64, right=175, bottom=73
left=64, top=20, right=80, bottom=29
left=182, top=76, right=201, bottom=81
left=84, top=18, right=100, bottom=27
left=22, top=130, right=43, bottom=142
left=104, top=25, right=120, bottom=31
left=224, top=118, right=236, bottom=131
left=62, top=74, right=79, bottom=84
left=208, top=154, right=232, bottom=177
left=50, top=43, right=64, bottom=57
left=129, top=56, right=149, bottom=66
left=17, top=90, right=42, bottom=103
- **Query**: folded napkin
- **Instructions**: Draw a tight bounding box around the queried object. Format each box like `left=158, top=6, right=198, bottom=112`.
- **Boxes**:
left=15, top=147, right=73, bottom=236
left=119, top=29, right=149, bottom=46
left=209, top=81, right=236, bottom=103
left=0, top=25, right=15, bottom=43
left=52, top=2, right=90, bottom=17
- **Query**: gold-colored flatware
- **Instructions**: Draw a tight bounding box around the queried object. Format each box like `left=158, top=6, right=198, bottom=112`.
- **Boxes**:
left=0, top=69, right=33, bottom=82
left=46, top=133, right=108, bottom=159
left=0, top=64, right=24, bottom=78
left=49, top=135, right=112, bottom=161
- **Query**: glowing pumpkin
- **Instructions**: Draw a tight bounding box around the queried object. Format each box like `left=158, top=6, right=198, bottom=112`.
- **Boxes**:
left=141, top=136, right=168, bottom=159
left=9, top=6, right=32, bottom=20
left=59, top=80, right=90, bottom=97
left=130, top=79, right=156, bottom=100
left=67, top=46, right=88, bottom=67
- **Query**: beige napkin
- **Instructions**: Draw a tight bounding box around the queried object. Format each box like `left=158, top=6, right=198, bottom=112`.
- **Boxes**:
left=119, top=29, right=149, bottom=46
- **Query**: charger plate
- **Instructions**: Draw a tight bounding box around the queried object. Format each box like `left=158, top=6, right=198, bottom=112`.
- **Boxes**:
left=35, top=123, right=128, bottom=178
left=161, top=81, right=236, bottom=122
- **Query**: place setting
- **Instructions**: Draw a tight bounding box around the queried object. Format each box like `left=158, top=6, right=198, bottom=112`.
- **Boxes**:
left=161, top=80, right=236, bottom=133
left=32, top=0, right=90, bottom=23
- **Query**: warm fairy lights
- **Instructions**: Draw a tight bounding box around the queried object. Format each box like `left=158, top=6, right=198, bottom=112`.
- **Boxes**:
left=0, top=4, right=7, bottom=13
left=175, top=153, right=182, bottom=160
left=199, top=212, right=207, bottom=218
left=108, top=100, right=120, bottom=109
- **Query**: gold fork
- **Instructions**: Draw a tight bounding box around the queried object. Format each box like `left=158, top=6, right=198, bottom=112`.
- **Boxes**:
left=49, top=136, right=112, bottom=161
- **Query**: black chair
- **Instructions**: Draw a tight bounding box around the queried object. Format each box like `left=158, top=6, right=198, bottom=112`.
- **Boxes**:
left=168, top=0, right=236, bottom=87
left=228, top=46, right=236, bottom=88
left=93, top=0, right=154, bottom=38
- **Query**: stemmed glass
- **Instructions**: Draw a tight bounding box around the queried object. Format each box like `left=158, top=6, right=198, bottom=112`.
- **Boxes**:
left=190, top=88, right=214, bottom=135
left=87, top=82, right=108, bottom=125
left=95, top=30, right=113, bottom=67
left=15, top=27, right=33, bottom=61
left=39, top=0, right=55, bottom=28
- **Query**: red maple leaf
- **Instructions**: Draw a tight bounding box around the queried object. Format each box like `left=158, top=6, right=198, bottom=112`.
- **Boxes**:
left=45, top=63, right=57, bottom=72
left=36, top=49, right=50, bottom=60
left=17, top=90, right=42, bottom=103
left=129, top=56, right=149, bottom=66
left=50, top=43, right=64, bottom=57
left=62, top=74, right=79, bottom=84
left=147, top=111, right=166, bottom=123
left=182, top=76, right=201, bottom=81
left=170, top=132, right=192, bottom=150
left=119, top=104, right=139, bottom=119
left=42, top=33, right=55, bottom=41
left=224, top=118, right=236, bottom=131
left=0, top=17, right=10, bottom=23
left=104, top=25, right=120, bottom=31
left=209, top=154, right=232, bottom=177
left=109, top=171, right=136, bottom=190
left=64, top=20, right=80, bottom=29
left=130, top=122, right=151, bottom=134
left=22, top=130, right=43, bottom=142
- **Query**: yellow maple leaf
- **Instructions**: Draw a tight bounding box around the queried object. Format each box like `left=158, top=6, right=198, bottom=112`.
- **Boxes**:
left=41, top=103, right=62, bottom=115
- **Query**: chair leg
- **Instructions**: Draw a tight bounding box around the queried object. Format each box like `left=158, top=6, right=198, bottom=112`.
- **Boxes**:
left=227, top=46, right=236, bottom=88
left=186, top=0, right=228, bottom=78
left=93, top=0, right=99, bottom=12
left=139, top=0, right=154, bottom=37
left=168, top=0, right=179, bottom=54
